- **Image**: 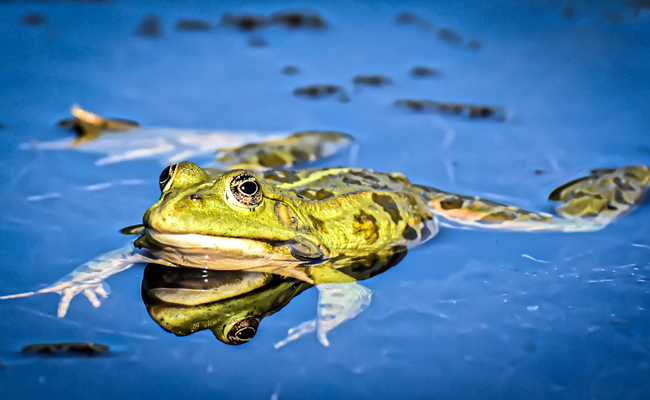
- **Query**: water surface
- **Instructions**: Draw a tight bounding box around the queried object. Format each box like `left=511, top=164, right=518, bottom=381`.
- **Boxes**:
left=1, top=1, right=649, bottom=399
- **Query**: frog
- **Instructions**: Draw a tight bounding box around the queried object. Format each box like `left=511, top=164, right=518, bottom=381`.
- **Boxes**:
left=3, top=107, right=650, bottom=346
left=130, top=156, right=649, bottom=284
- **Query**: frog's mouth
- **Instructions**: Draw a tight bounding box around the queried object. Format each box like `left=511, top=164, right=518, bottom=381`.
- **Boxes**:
left=143, top=228, right=326, bottom=264
left=144, top=228, right=282, bottom=253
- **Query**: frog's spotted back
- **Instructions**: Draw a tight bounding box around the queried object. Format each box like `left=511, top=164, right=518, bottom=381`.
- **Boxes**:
left=260, top=167, right=438, bottom=256
left=262, top=167, right=410, bottom=196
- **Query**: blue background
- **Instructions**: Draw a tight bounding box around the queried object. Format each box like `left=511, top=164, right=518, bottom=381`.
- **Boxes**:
left=1, top=1, right=649, bottom=399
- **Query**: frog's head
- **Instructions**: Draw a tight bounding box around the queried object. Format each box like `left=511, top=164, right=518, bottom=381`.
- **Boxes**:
left=142, top=162, right=324, bottom=263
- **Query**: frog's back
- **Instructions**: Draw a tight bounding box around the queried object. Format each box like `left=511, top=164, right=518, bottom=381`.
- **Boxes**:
left=262, top=167, right=438, bottom=257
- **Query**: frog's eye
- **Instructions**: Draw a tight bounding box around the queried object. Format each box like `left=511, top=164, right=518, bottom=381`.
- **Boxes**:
left=159, top=164, right=177, bottom=191
left=228, top=172, right=262, bottom=207
left=239, top=181, right=259, bottom=196
left=225, top=317, right=259, bottom=345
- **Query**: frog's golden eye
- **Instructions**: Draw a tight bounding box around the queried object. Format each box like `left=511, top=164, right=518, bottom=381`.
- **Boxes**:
left=228, top=172, right=262, bottom=207
left=159, top=164, right=177, bottom=191
left=225, top=317, right=259, bottom=345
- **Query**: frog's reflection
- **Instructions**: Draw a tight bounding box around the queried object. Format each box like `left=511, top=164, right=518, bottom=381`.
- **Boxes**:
left=142, top=267, right=311, bottom=345
left=141, top=247, right=407, bottom=345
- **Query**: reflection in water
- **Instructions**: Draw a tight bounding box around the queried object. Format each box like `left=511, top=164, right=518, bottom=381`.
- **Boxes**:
left=142, top=247, right=407, bottom=346
left=142, top=266, right=311, bottom=345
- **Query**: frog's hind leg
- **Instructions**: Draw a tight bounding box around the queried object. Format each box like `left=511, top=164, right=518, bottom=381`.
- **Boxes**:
left=418, top=165, right=650, bottom=232
left=215, top=131, right=354, bottom=170
left=420, top=187, right=578, bottom=231
left=548, top=165, right=650, bottom=226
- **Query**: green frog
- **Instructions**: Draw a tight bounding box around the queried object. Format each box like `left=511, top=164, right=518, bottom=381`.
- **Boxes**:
left=3, top=108, right=650, bottom=345
left=131, top=152, right=649, bottom=284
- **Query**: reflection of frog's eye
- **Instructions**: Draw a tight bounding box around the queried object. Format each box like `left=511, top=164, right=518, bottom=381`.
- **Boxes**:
left=225, top=317, right=259, bottom=345
left=159, top=164, right=177, bottom=191
left=229, top=172, right=262, bottom=208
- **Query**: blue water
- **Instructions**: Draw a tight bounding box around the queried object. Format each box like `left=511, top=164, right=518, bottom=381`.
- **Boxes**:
left=1, top=1, right=650, bottom=399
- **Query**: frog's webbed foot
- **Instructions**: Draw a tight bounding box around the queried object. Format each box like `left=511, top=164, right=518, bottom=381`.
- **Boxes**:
left=274, top=282, right=372, bottom=348
left=421, top=165, right=650, bottom=232
left=53, top=281, right=111, bottom=318
left=314, top=282, right=372, bottom=346
left=0, top=245, right=153, bottom=317
left=215, top=131, right=354, bottom=170
left=549, top=165, right=650, bottom=225
left=0, top=275, right=112, bottom=318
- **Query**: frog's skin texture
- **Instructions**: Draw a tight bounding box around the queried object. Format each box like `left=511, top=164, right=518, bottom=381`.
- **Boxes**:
left=140, top=162, right=436, bottom=278
left=3, top=107, right=650, bottom=332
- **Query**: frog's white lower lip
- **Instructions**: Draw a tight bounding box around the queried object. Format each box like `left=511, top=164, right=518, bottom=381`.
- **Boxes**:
left=143, top=229, right=303, bottom=272
left=145, top=229, right=273, bottom=252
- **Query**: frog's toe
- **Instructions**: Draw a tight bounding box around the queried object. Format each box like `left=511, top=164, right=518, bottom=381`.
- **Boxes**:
left=84, top=282, right=110, bottom=308
left=57, top=289, right=77, bottom=318
left=83, top=289, right=101, bottom=308
left=274, top=320, right=317, bottom=349
left=95, top=282, right=111, bottom=298
left=56, top=282, right=111, bottom=317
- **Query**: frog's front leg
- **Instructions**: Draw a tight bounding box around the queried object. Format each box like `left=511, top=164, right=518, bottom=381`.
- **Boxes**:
left=420, top=165, right=650, bottom=232
left=0, top=245, right=157, bottom=317
left=274, top=282, right=372, bottom=348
